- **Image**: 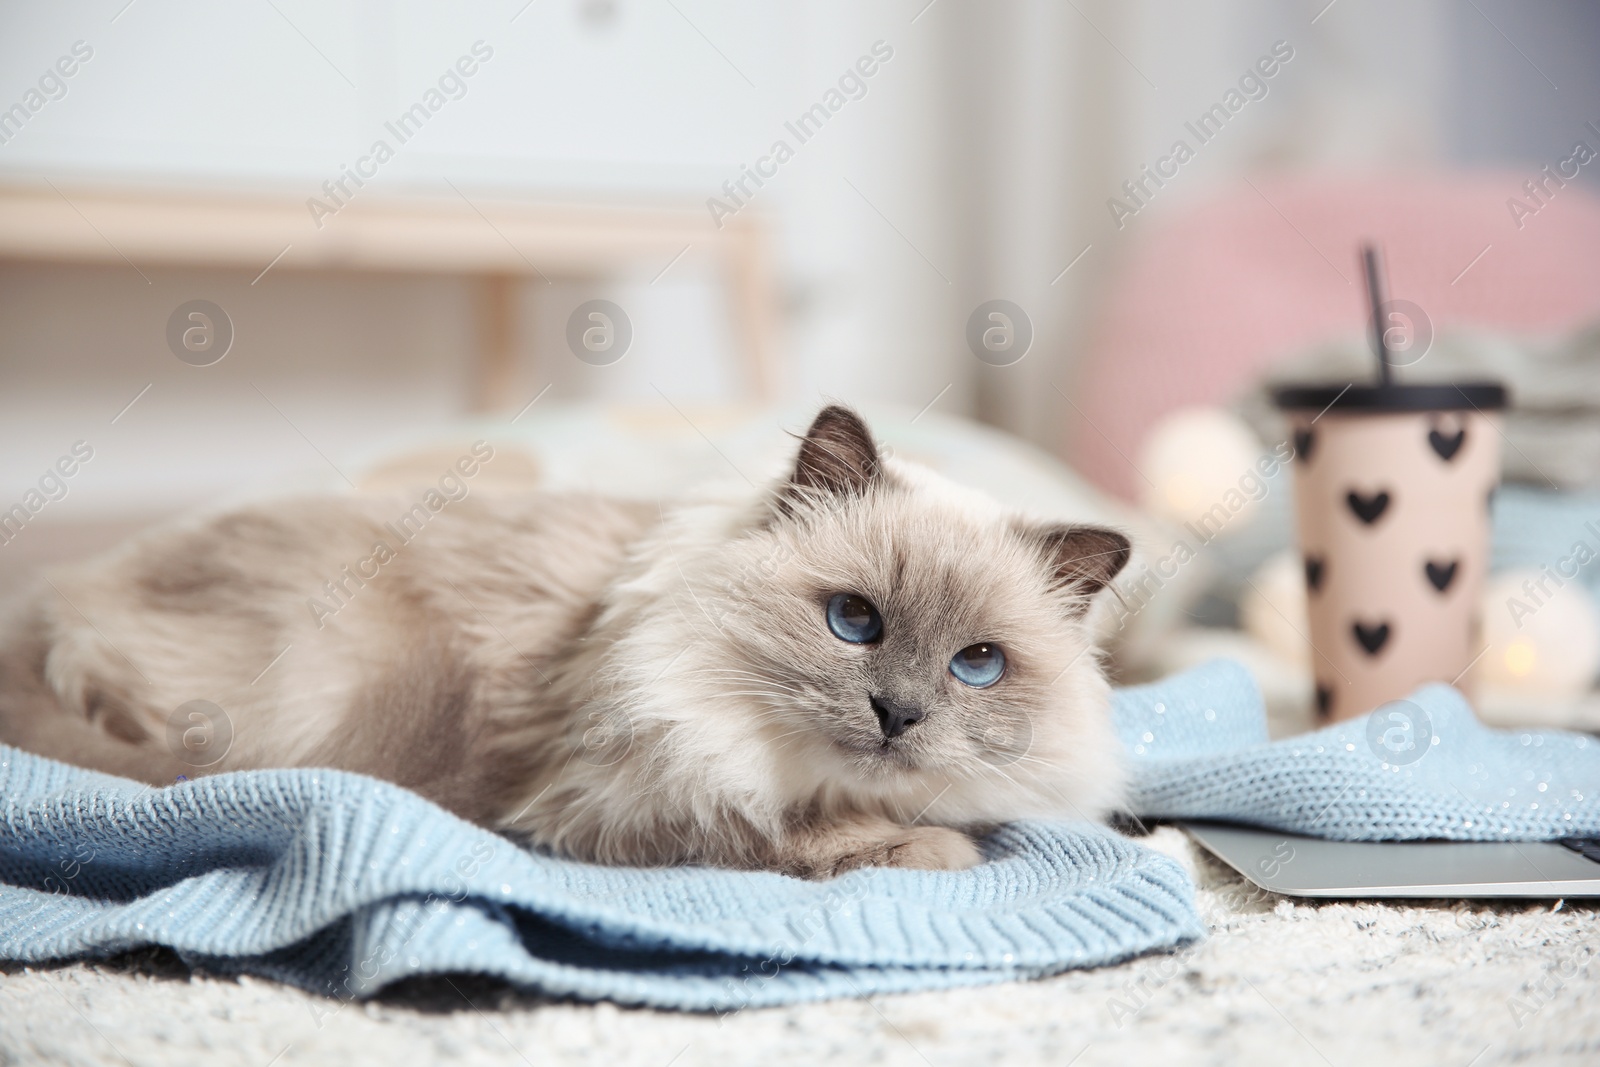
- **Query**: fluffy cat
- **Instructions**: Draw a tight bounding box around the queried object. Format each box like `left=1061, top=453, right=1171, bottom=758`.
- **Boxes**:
left=0, top=406, right=1131, bottom=877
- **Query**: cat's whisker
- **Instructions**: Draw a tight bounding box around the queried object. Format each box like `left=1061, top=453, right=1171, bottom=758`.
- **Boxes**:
left=680, top=668, right=806, bottom=694
left=761, top=729, right=812, bottom=755
left=1007, top=753, right=1063, bottom=774
left=765, top=730, right=827, bottom=757
left=959, top=757, right=1028, bottom=790
left=716, top=692, right=810, bottom=713
left=688, top=681, right=807, bottom=700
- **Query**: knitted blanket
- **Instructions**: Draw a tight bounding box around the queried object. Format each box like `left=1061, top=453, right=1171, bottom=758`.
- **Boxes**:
left=1117, top=660, right=1598, bottom=839
left=1, top=661, right=1595, bottom=1011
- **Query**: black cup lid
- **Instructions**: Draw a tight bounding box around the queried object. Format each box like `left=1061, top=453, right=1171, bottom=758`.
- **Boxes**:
left=1272, top=381, right=1508, bottom=413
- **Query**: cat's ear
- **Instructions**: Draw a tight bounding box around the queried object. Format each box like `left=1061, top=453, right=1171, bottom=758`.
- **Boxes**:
left=1027, top=524, right=1131, bottom=606
left=779, top=405, right=882, bottom=511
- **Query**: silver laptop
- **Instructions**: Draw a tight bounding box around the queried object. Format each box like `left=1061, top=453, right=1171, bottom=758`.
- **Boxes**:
left=1183, top=822, right=1600, bottom=898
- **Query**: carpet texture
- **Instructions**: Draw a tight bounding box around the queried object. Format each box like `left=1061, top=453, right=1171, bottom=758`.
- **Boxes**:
left=3, top=828, right=1595, bottom=1067
left=1, top=660, right=1596, bottom=1016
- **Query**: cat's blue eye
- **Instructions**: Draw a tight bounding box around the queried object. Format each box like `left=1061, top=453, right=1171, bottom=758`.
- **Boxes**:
left=950, top=643, right=1005, bottom=688
left=826, top=593, right=882, bottom=643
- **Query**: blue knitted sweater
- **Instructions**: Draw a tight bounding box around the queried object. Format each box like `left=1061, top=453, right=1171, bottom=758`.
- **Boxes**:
left=1, top=661, right=1594, bottom=1010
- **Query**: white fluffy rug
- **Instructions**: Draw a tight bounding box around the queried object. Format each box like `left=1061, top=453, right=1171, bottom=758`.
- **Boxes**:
left=3, top=828, right=1596, bottom=1067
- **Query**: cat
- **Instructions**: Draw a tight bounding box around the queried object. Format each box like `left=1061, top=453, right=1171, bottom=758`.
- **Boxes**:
left=0, top=405, right=1131, bottom=878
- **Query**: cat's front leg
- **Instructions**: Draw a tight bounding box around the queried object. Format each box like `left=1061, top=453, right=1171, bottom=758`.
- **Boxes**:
left=773, top=814, right=983, bottom=879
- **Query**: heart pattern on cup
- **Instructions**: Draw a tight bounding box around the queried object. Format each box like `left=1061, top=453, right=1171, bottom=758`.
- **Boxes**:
left=1428, top=426, right=1466, bottom=462
left=1293, top=427, right=1315, bottom=463
left=1288, top=408, right=1501, bottom=722
left=1424, top=559, right=1458, bottom=593
left=1352, top=620, right=1392, bottom=656
left=1346, top=490, right=1391, bottom=525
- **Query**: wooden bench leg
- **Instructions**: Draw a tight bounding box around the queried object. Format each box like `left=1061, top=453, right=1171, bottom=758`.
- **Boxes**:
left=725, top=220, right=779, bottom=404
left=473, top=273, right=521, bottom=413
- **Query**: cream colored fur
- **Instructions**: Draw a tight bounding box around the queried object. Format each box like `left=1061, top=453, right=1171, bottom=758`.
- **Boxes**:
left=0, top=407, right=1130, bottom=877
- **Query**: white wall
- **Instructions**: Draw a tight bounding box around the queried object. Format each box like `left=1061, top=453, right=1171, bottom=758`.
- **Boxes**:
left=0, top=1, right=972, bottom=517
left=1, top=0, right=1592, bottom=521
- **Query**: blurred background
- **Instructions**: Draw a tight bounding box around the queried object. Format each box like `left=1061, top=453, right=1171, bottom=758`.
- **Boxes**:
left=4, top=0, right=1600, bottom=729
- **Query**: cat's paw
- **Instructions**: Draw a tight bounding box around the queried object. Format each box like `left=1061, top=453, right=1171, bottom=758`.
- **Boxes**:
left=882, top=825, right=984, bottom=871
left=818, top=826, right=982, bottom=876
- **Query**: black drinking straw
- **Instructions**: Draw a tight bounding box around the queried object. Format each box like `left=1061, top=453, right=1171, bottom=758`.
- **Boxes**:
left=1362, top=243, right=1393, bottom=386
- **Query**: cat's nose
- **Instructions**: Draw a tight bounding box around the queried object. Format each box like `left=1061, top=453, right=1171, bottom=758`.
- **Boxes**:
left=870, top=695, right=925, bottom=739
